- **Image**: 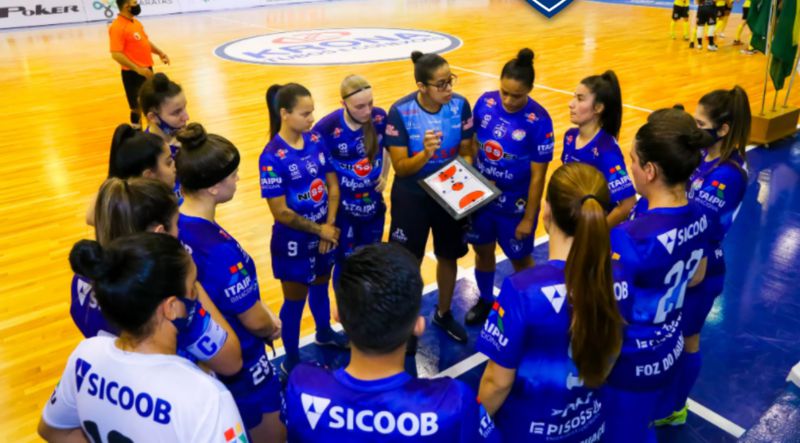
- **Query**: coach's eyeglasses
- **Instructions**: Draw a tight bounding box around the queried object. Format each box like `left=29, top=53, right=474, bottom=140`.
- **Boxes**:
left=427, top=74, right=458, bottom=91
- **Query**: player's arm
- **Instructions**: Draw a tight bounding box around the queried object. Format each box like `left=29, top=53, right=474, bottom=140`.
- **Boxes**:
left=478, top=361, right=516, bottom=416
left=459, top=136, right=474, bottom=164
left=517, top=162, right=549, bottom=239
left=238, top=301, right=281, bottom=341
left=325, top=171, right=340, bottom=225
left=195, top=283, right=243, bottom=376
left=37, top=422, right=88, bottom=443
left=689, top=257, right=707, bottom=287
left=267, top=196, right=339, bottom=243
left=376, top=149, right=392, bottom=192
left=607, top=196, right=636, bottom=227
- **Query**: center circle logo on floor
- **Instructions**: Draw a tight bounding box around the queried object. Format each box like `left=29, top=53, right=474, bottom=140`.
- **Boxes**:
left=214, top=28, right=462, bottom=66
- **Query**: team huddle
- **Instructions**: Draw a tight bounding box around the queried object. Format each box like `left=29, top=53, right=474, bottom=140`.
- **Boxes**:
left=37, top=47, right=752, bottom=443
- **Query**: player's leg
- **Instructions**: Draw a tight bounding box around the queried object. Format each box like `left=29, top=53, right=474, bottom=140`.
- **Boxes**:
left=310, top=249, right=348, bottom=348
left=465, top=209, right=498, bottom=325
left=431, top=199, right=468, bottom=343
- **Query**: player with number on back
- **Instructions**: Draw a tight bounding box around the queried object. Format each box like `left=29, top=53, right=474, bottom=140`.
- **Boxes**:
left=313, top=75, right=390, bottom=282
left=476, top=162, right=624, bottom=443
left=176, top=123, right=284, bottom=442
left=283, top=243, right=498, bottom=443
left=656, top=87, right=751, bottom=427
left=604, top=108, right=718, bottom=443
left=465, top=48, right=554, bottom=326
left=562, top=70, right=636, bottom=228
left=40, top=233, right=247, bottom=443
left=261, top=83, right=349, bottom=377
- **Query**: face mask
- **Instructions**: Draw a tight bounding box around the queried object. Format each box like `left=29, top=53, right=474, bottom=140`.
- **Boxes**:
left=130, top=4, right=141, bottom=16
left=171, top=297, right=227, bottom=361
left=155, top=113, right=182, bottom=136
left=705, top=127, right=723, bottom=144
left=344, top=104, right=369, bottom=125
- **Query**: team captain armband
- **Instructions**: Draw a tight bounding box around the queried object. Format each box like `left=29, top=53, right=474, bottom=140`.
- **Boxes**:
left=177, top=300, right=228, bottom=362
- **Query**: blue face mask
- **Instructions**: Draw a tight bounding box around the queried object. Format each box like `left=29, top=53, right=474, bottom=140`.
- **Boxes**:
left=170, top=297, right=200, bottom=334
left=155, top=113, right=182, bottom=136
left=171, top=297, right=228, bottom=361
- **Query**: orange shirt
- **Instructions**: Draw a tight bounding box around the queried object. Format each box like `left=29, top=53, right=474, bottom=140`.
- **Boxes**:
left=109, top=15, right=153, bottom=70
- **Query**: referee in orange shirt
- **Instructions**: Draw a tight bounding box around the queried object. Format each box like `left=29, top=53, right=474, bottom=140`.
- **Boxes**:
left=109, top=0, right=170, bottom=128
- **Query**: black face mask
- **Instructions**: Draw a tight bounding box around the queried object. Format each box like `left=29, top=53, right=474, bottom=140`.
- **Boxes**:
left=130, top=4, right=141, bottom=16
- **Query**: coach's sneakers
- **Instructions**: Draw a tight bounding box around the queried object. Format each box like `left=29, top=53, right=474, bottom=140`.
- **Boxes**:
left=707, top=44, right=719, bottom=51
left=654, top=405, right=688, bottom=427
left=433, top=307, right=468, bottom=343
left=315, top=328, right=350, bottom=349
left=465, top=299, right=493, bottom=326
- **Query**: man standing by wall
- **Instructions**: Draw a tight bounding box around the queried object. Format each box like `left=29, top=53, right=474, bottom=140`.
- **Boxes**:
left=109, top=0, right=170, bottom=128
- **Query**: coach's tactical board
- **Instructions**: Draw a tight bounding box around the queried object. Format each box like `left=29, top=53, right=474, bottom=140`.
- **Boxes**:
left=419, top=157, right=500, bottom=220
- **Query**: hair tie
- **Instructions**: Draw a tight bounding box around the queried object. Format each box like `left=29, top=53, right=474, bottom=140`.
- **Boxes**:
left=342, top=85, right=371, bottom=99
left=580, top=194, right=602, bottom=205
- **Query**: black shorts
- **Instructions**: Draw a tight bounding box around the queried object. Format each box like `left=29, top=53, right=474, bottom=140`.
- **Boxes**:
left=120, top=67, right=151, bottom=110
left=716, top=4, right=730, bottom=17
left=743, top=7, right=749, bottom=20
left=697, top=4, right=717, bottom=25
left=672, top=5, right=689, bottom=19
left=389, top=183, right=468, bottom=260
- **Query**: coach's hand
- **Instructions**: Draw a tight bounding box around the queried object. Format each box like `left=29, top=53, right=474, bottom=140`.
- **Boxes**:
left=160, top=53, right=170, bottom=65
left=423, top=130, right=442, bottom=158
left=319, top=223, right=340, bottom=244
left=515, top=217, right=534, bottom=240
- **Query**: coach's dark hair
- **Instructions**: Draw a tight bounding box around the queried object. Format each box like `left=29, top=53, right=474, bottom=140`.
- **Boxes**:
left=547, top=162, right=622, bottom=388
left=139, top=73, right=183, bottom=115
left=699, top=85, right=751, bottom=163
left=116, top=0, right=129, bottom=10
left=636, top=108, right=713, bottom=186
left=108, top=123, right=166, bottom=179
left=335, top=243, right=423, bottom=354
left=175, top=123, right=240, bottom=192
left=266, top=83, right=312, bottom=140
left=411, top=51, right=448, bottom=85
left=70, top=233, right=191, bottom=338
left=581, top=70, right=623, bottom=139
left=501, top=48, right=535, bottom=90
left=94, top=177, right=178, bottom=247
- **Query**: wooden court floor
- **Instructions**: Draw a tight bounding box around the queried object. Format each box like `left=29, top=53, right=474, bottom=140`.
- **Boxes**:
left=0, top=0, right=777, bottom=439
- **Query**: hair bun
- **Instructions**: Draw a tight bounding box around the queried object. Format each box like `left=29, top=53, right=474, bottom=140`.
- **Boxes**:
left=686, top=127, right=714, bottom=151
left=672, top=103, right=685, bottom=111
left=516, top=48, right=534, bottom=66
left=176, top=123, right=207, bottom=151
left=410, top=51, right=424, bottom=64
left=152, top=73, right=170, bottom=93
left=69, top=239, right=114, bottom=280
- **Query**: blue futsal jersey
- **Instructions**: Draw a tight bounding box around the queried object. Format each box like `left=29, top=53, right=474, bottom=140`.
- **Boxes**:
left=608, top=203, right=716, bottom=390
left=70, top=274, right=118, bottom=338
left=283, top=364, right=498, bottom=443
left=562, top=128, right=636, bottom=207
left=178, top=214, right=279, bottom=412
left=473, top=91, right=554, bottom=214
left=385, top=92, right=473, bottom=192
left=313, top=107, right=387, bottom=219
left=476, top=260, right=627, bottom=442
left=259, top=132, right=333, bottom=223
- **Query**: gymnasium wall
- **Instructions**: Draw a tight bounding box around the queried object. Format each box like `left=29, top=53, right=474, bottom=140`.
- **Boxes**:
left=0, top=0, right=327, bottom=30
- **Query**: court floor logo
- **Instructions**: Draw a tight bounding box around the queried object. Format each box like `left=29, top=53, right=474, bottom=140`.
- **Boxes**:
left=215, top=27, right=462, bottom=66
left=524, top=0, right=574, bottom=18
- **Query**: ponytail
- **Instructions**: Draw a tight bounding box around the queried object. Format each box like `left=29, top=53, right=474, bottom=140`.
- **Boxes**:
left=340, top=74, right=379, bottom=162
left=581, top=70, right=622, bottom=139
left=266, top=83, right=312, bottom=140
left=547, top=163, right=623, bottom=388
left=94, top=177, right=178, bottom=246
left=699, top=85, right=752, bottom=163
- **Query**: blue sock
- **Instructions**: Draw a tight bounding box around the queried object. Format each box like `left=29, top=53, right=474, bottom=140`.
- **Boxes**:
left=279, top=298, right=306, bottom=362
left=474, top=270, right=495, bottom=303
left=332, top=263, right=343, bottom=287
left=308, top=282, right=332, bottom=334
left=674, top=351, right=702, bottom=411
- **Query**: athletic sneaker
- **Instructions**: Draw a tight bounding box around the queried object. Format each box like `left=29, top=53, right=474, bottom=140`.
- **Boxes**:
left=281, top=355, right=300, bottom=378
left=432, top=307, right=468, bottom=343
left=741, top=48, right=756, bottom=55
left=708, top=44, right=719, bottom=51
left=683, top=34, right=690, bottom=41
left=733, top=39, right=743, bottom=45
left=465, top=299, right=493, bottom=326
left=654, top=405, right=688, bottom=427
left=689, top=41, right=696, bottom=49
left=315, top=328, right=350, bottom=349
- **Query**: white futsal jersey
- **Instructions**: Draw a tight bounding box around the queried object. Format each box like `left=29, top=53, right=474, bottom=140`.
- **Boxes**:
left=42, top=336, right=248, bottom=443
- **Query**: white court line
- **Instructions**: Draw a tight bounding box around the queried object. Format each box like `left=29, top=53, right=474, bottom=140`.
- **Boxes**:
left=687, top=399, right=746, bottom=437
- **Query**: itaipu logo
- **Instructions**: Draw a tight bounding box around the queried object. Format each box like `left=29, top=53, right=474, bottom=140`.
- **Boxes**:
left=215, top=27, right=462, bottom=66
left=524, top=0, right=574, bottom=18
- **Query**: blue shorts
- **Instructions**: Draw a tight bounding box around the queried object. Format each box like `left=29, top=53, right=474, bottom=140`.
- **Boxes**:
left=466, top=208, right=535, bottom=260
left=220, top=354, right=282, bottom=429
left=336, top=204, right=385, bottom=261
left=682, top=273, right=724, bottom=336
left=270, top=223, right=335, bottom=284
left=602, top=385, right=660, bottom=443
